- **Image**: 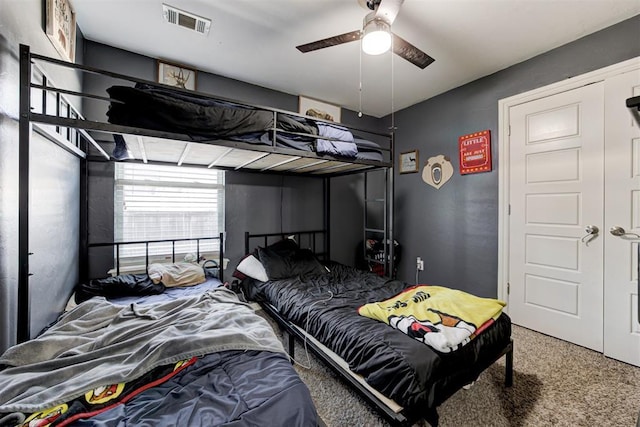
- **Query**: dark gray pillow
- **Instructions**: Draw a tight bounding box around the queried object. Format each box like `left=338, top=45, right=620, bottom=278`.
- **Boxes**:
left=265, top=238, right=299, bottom=257
left=258, top=247, right=326, bottom=280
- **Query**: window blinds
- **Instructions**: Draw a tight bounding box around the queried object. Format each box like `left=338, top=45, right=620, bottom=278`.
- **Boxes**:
left=114, top=163, right=224, bottom=260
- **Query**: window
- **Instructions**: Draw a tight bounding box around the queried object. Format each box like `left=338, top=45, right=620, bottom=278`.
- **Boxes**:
left=114, top=163, right=224, bottom=265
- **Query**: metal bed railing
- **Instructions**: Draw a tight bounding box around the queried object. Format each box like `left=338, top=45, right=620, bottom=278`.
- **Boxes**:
left=244, top=230, right=328, bottom=261
left=88, top=233, right=225, bottom=281
left=21, top=44, right=394, bottom=176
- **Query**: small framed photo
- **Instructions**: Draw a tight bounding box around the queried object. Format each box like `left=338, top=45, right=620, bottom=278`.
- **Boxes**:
left=157, top=60, right=197, bottom=90
left=45, top=0, right=76, bottom=62
left=399, top=150, right=419, bottom=174
left=299, top=96, right=341, bottom=122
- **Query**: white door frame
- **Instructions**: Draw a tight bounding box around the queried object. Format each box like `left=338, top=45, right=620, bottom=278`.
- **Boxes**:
left=497, top=57, right=640, bottom=306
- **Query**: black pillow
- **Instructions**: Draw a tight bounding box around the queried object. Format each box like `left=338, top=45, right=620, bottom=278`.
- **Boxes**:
left=75, top=273, right=165, bottom=304
left=265, top=238, right=299, bottom=257
left=258, top=247, right=326, bottom=280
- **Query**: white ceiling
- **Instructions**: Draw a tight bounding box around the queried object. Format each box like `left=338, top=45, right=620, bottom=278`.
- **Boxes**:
left=73, top=0, right=640, bottom=118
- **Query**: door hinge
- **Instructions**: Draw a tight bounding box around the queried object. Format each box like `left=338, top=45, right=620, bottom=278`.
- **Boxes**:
left=508, top=204, right=511, bottom=215
left=507, top=282, right=510, bottom=295
left=508, top=125, right=511, bottom=136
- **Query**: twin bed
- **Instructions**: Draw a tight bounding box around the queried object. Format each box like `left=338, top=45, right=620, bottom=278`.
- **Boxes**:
left=12, top=44, right=513, bottom=427
left=0, top=266, right=319, bottom=427
left=239, top=231, right=513, bottom=427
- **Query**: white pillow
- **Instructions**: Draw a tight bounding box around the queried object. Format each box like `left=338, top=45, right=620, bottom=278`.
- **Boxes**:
left=236, top=255, right=269, bottom=282
left=148, top=262, right=206, bottom=287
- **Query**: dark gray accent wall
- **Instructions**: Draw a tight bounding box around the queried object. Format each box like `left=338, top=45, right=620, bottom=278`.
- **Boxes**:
left=0, top=0, right=84, bottom=352
left=225, top=173, right=324, bottom=272
left=391, top=15, right=640, bottom=297
left=82, top=41, right=379, bottom=277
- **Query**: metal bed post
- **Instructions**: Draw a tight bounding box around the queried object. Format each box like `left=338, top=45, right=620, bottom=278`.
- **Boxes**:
left=388, top=164, right=395, bottom=278
left=18, top=44, right=33, bottom=343
left=324, top=177, right=330, bottom=261
left=389, top=132, right=395, bottom=278
left=79, top=138, right=89, bottom=284
left=383, top=169, right=389, bottom=277
left=363, top=171, right=368, bottom=269
left=219, top=232, right=225, bottom=282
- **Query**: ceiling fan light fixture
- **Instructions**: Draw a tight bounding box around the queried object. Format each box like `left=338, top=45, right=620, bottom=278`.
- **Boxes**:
left=361, top=17, right=391, bottom=55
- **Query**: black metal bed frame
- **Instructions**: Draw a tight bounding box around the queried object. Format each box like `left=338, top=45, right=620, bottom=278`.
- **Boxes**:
left=88, top=234, right=225, bottom=279
left=244, top=230, right=514, bottom=427
left=16, top=44, right=395, bottom=346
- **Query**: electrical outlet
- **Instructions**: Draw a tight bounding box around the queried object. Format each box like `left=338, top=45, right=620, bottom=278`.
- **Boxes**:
left=416, top=256, right=424, bottom=271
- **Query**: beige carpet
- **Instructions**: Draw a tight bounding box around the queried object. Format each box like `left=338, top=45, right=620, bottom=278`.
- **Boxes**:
left=261, top=311, right=640, bottom=427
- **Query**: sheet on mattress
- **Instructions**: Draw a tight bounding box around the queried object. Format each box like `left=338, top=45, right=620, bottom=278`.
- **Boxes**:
left=245, top=262, right=512, bottom=411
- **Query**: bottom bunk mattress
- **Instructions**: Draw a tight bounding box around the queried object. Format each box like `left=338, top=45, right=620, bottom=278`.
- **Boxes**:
left=0, top=280, right=318, bottom=427
left=243, top=262, right=512, bottom=415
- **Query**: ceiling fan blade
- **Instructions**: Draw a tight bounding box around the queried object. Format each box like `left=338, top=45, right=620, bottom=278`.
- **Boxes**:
left=296, top=30, right=361, bottom=53
left=392, top=33, right=435, bottom=69
left=375, top=0, right=404, bottom=25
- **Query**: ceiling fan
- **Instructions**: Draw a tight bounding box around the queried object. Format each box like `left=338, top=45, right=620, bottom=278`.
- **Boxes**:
left=295, top=0, right=434, bottom=69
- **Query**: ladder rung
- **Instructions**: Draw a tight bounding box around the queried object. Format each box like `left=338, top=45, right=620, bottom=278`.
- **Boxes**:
left=365, top=198, right=385, bottom=203
left=365, top=228, right=385, bottom=233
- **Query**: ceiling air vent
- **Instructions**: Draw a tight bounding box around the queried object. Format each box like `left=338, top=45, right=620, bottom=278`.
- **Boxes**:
left=162, top=4, right=211, bottom=36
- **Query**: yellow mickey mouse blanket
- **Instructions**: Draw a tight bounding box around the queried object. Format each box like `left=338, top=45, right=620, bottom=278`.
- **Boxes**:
left=358, top=285, right=506, bottom=353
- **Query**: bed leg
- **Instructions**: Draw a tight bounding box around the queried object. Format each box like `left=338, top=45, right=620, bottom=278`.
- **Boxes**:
left=288, top=332, right=295, bottom=364
left=505, top=341, right=513, bottom=387
left=423, top=409, right=439, bottom=427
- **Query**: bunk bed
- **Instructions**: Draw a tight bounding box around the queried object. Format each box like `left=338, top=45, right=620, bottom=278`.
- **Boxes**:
left=241, top=230, right=514, bottom=427
left=10, top=45, right=392, bottom=425
left=16, top=42, right=394, bottom=339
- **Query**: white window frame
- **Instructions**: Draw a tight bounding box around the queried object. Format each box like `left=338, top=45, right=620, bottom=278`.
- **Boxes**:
left=114, top=162, right=224, bottom=271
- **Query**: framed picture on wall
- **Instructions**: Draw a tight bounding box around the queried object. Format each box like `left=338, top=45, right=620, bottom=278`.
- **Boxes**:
left=45, top=0, right=76, bottom=62
left=399, top=150, right=419, bottom=174
left=157, top=60, right=197, bottom=90
left=458, top=130, right=492, bottom=174
left=299, top=96, right=341, bottom=122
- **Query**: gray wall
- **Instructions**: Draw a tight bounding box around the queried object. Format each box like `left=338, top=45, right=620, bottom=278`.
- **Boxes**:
left=0, top=0, right=83, bottom=352
left=391, top=15, right=640, bottom=297
left=82, top=41, right=381, bottom=277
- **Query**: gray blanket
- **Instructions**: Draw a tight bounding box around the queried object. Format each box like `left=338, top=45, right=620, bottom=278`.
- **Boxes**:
left=0, top=288, right=284, bottom=413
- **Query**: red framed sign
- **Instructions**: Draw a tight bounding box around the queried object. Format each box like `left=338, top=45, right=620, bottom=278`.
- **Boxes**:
left=458, top=130, right=492, bottom=174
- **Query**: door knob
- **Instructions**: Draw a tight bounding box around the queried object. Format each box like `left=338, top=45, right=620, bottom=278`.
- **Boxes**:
left=581, top=225, right=599, bottom=245
left=609, top=226, right=640, bottom=239
left=610, top=226, right=626, bottom=237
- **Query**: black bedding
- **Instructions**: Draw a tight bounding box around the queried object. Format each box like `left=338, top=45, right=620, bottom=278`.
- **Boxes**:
left=245, top=262, right=512, bottom=414
left=106, top=84, right=385, bottom=161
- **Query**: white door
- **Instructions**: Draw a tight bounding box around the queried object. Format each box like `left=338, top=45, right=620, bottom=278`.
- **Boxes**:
left=603, top=70, right=640, bottom=366
left=508, top=83, right=605, bottom=352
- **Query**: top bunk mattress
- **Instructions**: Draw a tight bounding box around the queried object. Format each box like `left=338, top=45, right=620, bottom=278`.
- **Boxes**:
left=106, top=84, right=386, bottom=163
